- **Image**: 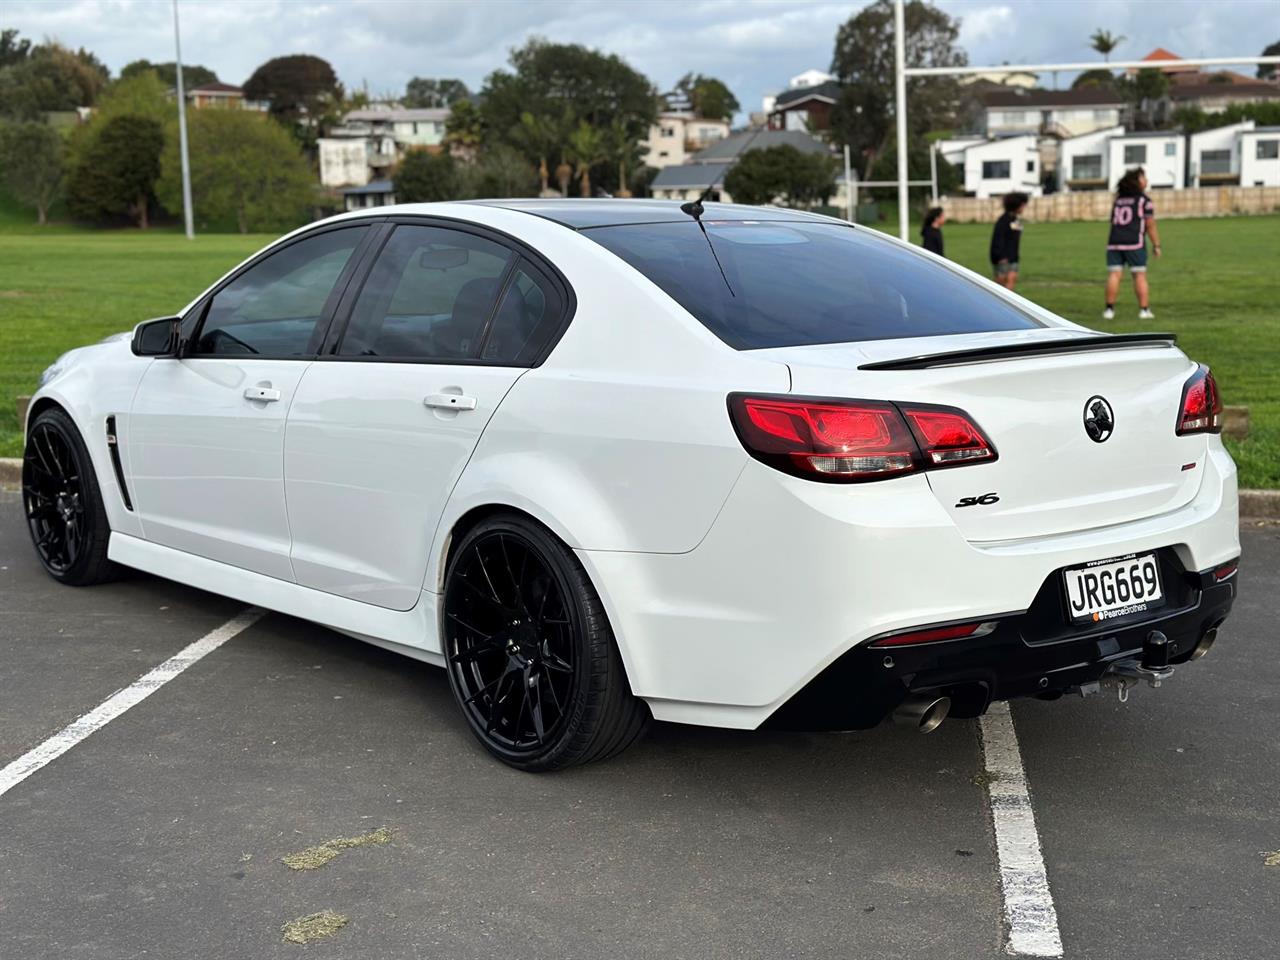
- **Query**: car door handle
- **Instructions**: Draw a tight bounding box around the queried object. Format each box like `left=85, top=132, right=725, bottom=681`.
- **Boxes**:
left=244, top=386, right=281, bottom=402
left=424, top=393, right=477, bottom=411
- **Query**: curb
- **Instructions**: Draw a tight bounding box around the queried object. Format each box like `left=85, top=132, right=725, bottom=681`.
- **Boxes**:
left=0, top=456, right=1277, bottom=520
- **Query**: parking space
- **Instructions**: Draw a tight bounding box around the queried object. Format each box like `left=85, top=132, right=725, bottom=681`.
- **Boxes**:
left=1, top=487, right=1276, bottom=959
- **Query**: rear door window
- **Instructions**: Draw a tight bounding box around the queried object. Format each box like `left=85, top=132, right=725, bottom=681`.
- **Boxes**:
left=584, top=220, right=1041, bottom=349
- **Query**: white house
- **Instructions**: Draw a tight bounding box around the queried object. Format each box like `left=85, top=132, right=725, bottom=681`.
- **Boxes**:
left=641, top=111, right=730, bottom=169
left=960, top=136, right=1042, bottom=198
left=1108, top=132, right=1184, bottom=190
left=982, top=88, right=1125, bottom=139
left=319, top=106, right=451, bottom=188
left=1188, top=120, right=1255, bottom=187
left=1057, top=125, right=1125, bottom=192
left=1239, top=127, right=1280, bottom=186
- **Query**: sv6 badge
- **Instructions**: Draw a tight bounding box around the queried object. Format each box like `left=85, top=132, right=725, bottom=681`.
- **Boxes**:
left=955, top=492, right=1000, bottom=508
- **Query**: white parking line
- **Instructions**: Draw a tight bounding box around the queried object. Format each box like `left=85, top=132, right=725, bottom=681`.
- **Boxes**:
left=979, top=701, right=1064, bottom=958
left=0, top=607, right=264, bottom=799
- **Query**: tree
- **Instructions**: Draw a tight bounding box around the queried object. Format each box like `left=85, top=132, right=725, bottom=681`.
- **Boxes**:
left=243, top=54, right=342, bottom=144
left=0, top=28, right=32, bottom=68
left=457, top=145, right=539, bottom=198
left=0, top=120, right=64, bottom=224
left=1260, top=41, right=1280, bottom=80
left=1089, top=29, right=1125, bottom=62
left=566, top=121, right=608, bottom=196
left=675, top=73, right=740, bottom=122
left=404, top=77, right=470, bottom=108
left=394, top=148, right=459, bottom=202
left=723, top=145, right=836, bottom=206
left=1072, top=68, right=1118, bottom=90
left=66, top=114, right=164, bottom=227
left=1119, top=67, right=1170, bottom=130
left=444, top=97, right=485, bottom=154
left=120, top=59, right=219, bottom=89
left=1173, top=100, right=1280, bottom=134
left=0, top=41, right=110, bottom=119
left=156, top=110, right=313, bottom=233
left=829, top=0, right=967, bottom=179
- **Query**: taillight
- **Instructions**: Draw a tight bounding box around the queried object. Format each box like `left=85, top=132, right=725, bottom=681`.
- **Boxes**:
left=727, top=394, right=995, bottom=483
left=868, top=620, right=998, bottom=647
left=1176, top=364, right=1222, bottom=436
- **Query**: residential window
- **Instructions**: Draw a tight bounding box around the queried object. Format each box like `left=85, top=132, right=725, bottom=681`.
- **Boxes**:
left=1201, top=149, right=1231, bottom=175
left=1124, top=144, right=1147, bottom=165
left=1072, top=154, right=1103, bottom=180
left=662, top=126, right=677, bottom=137
left=1093, top=109, right=1112, bottom=121
left=1164, top=142, right=1177, bottom=157
left=982, top=160, right=1011, bottom=180
left=1257, top=139, right=1280, bottom=160
left=1026, top=160, right=1035, bottom=173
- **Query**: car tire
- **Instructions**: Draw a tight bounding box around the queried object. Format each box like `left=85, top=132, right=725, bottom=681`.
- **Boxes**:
left=442, top=513, right=649, bottom=771
left=22, top=407, right=117, bottom=586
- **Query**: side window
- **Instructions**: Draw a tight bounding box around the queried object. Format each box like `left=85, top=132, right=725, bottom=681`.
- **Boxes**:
left=482, top=261, right=565, bottom=365
left=193, top=227, right=366, bottom=357
left=339, top=224, right=513, bottom=360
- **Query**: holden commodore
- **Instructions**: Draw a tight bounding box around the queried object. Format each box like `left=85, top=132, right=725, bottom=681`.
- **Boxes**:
left=23, top=200, right=1240, bottom=770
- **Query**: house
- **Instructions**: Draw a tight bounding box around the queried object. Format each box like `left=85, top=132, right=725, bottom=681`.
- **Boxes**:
left=1189, top=121, right=1255, bottom=186
left=1240, top=127, right=1280, bottom=186
left=761, top=69, right=836, bottom=114
left=959, top=70, right=1038, bottom=89
left=1108, top=132, right=1184, bottom=189
left=640, top=111, right=731, bottom=169
left=1058, top=125, right=1125, bottom=192
left=981, top=88, right=1125, bottom=139
left=1127, top=47, right=1200, bottom=76
left=318, top=106, right=451, bottom=188
left=341, top=180, right=396, bottom=211
left=184, top=81, right=269, bottom=111
left=958, top=135, right=1041, bottom=198
left=1169, top=72, right=1280, bottom=115
left=767, top=80, right=841, bottom=132
left=650, top=129, right=834, bottom=202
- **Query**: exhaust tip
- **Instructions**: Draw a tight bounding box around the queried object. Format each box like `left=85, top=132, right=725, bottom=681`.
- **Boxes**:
left=1189, top=626, right=1219, bottom=661
left=894, top=695, right=952, bottom=734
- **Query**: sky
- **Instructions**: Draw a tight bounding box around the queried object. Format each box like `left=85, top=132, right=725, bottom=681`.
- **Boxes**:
left=6, top=0, right=1279, bottom=120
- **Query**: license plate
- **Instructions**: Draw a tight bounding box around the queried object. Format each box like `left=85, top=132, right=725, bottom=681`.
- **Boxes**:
left=1063, top=552, right=1163, bottom=623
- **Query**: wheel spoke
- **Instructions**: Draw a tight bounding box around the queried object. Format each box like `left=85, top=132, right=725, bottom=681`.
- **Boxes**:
left=446, top=611, right=493, bottom=640
left=474, top=544, right=503, bottom=605
left=498, top=534, right=531, bottom=617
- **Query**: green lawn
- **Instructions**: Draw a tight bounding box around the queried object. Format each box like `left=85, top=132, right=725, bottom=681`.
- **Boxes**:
left=1, top=215, right=1277, bottom=486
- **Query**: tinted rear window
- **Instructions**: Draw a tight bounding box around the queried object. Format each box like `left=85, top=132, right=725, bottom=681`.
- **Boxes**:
left=585, top=220, right=1041, bottom=349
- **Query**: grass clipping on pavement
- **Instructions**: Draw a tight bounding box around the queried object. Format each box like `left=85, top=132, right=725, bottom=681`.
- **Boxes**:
left=281, top=826, right=392, bottom=871
left=282, top=910, right=349, bottom=945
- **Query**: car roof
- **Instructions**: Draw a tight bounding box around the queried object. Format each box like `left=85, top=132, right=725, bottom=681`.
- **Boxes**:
left=467, top=198, right=835, bottom=230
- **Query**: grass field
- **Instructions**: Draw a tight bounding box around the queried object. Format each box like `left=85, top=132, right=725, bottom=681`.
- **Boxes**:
left=1, top=214, right=1277, bottom=486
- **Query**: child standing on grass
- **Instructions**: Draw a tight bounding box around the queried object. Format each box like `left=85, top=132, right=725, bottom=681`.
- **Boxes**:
left=921, top=207, right=946, bottom=257
left=989, top=192, right=1028, bottom=291
left=1103, top=167, right=1161, bottom=321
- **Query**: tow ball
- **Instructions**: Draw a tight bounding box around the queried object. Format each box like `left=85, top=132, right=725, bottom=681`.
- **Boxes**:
left=1095, top=631, right=1175, bottom=703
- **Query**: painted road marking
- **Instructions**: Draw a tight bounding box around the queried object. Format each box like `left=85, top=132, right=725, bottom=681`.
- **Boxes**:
left=0, top=608, right=264, bottom=799
left=979, top=701, right=1064, bottom=958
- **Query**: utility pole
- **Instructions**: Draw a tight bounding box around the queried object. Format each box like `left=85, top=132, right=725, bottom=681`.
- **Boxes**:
left=843, top=143, right=854, bottom=222
left=893, top=0, right=908, bottom=240
left=173, top=0, right=195, bottom=239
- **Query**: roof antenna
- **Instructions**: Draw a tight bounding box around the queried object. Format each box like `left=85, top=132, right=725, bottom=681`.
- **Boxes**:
left=679, top=122, right=768, bottom=221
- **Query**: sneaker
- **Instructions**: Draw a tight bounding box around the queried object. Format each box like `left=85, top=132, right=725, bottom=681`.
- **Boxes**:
left=1101, top=307, right=1115, bottom=320
left=1138, top=308, right=1155, bottom=320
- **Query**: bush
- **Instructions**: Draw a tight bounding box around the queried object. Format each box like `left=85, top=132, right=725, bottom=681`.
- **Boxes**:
left=65, top=114, right=163, bottom=227
left=394, top=149, right=460, bottom=202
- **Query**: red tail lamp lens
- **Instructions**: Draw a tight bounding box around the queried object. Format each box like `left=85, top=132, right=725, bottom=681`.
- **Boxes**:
left=901, top=406, right=997, bottom=467
left=870, top=621, right=994, bottom=647
left=1176, top=365, right=1223, bottom=436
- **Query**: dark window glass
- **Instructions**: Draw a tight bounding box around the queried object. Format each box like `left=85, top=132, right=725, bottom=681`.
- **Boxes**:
left=1071, top=154, right=1102, bottom=180
left=339, top=225, right=513, bottom=359
left=481, top=261, right=563, bottom=365
left=982, top=160, right=1010, bottom=179
left=1257, top=139, right=1279, bottom=160
left=1123, top=144, right=1147, bottom=165
left=584, top=220, right=1041, bottom=350
left=194, top=227, right=365, bottom=357
left=1200, top=149, right=1231, bottom=175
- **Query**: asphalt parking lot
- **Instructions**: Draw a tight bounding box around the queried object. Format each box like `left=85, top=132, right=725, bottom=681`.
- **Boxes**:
left=1, top=486, right=1276, bottom=960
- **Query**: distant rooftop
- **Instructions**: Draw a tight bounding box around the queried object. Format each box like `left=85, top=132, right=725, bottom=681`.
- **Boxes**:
left=774, top=81, right=841, bottom=109
left=650, top=162, right=732, bottom=190
left=187, top=82, right=243, bottom=95
left=692, top=129, right=832, bottom=162
left=345, top=108, right=450, bottom=123
left=982, top=88, right=1125, bottom=108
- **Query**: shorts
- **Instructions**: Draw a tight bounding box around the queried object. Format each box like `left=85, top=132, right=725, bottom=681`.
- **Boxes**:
left=993, top=261, right=1019, bottom=276
left=1107, top=248, right=1148, bottom=272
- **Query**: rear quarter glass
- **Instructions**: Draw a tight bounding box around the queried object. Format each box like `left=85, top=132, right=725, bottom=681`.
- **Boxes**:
left=583, top=220, right=1041, bottom=350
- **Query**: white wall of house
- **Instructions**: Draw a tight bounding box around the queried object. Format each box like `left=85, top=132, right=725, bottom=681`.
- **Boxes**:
left=1189, top=121, right=1255, bottom=186
left=935, top=136, right=983, bottom=165
left=1240, top=129, right=1280, bottom=186
left=642, top=115, right=688, bottom=168
left=1058, top=125, right=1125, bottom=192
left=1108, top=135, right=1184, bottom=189
left=986, top=105, right=1121, bottom=138
left=962, top=136, right=1041, bottom=198
left=318, top=138, right=371, bottom=188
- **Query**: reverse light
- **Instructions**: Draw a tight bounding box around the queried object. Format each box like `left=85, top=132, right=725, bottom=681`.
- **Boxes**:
left=1176, top=364, right=1223, bottom=436
left=727, top=394, right=996, bottom=483
left=869, top=620, right=998, bottom=648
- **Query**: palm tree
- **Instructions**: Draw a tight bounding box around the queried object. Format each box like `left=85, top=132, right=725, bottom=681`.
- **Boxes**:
left=606, top=119, right=639, bottom=197
left=1090, top=29, right=1125, bottom=62
left=566, top=121, right=608, bottom=198
left=514, top=111, right=555, bottom=194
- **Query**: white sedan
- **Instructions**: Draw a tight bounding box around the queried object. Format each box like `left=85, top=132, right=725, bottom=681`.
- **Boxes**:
left=23, top=200, right=1240, bottom=770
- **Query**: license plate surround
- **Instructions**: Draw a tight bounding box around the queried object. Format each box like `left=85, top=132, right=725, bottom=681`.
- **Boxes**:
left=1062, top=552, right=1164, bottom=624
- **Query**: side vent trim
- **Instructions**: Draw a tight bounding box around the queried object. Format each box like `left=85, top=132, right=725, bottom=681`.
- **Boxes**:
left=105, top=415, right=134, bottom=511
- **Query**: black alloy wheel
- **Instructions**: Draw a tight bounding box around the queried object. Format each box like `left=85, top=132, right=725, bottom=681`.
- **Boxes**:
left=22, top=408, right=115, bottom=585
left=442, top=514, right=648, bottom=771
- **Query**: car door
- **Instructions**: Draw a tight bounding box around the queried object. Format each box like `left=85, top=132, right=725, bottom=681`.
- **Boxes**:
left=284, top=220, right=570, bottom=611
left=129, top=224, right=373, bottom=581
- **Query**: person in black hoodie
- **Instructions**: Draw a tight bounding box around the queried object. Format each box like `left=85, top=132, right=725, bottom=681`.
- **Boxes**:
left=989, top=192, right=1028, bottom=290
left=921, top=207, right=946, bottom=257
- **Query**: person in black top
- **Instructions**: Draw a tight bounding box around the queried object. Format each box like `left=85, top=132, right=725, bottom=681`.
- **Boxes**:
left=921, top=207, right=946, bottom=257
left=989, top=192, right=1028, bottom=290
left=1102, top=167, right=1161, bottom=320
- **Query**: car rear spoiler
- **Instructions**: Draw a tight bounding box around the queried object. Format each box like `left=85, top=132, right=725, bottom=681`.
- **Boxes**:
left=857, top=333, right=1178, bottom=371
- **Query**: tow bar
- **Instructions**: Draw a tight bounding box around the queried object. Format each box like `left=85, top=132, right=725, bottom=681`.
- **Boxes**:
left=1086, top=630, right=1175, bottom=703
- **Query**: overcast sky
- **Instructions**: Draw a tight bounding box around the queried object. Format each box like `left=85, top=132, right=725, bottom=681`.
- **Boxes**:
left=7, top=0, right=1279, bottom=119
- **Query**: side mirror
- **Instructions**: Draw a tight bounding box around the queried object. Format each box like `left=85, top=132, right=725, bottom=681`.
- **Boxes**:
left=131, top=317, right=181, bottom=357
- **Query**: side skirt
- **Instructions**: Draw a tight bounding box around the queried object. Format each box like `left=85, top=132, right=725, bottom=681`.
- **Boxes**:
left=108, top=533, right=442, bottom=662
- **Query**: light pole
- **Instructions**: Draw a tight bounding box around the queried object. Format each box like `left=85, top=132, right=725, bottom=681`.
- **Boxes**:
left=172, top=0, right=194, bottom=239
left=893, top=0, right=908, bottom=240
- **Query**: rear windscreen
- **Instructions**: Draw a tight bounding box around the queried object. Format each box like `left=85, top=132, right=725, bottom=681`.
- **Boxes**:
left=584, top=220, right=1042, bottom=349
